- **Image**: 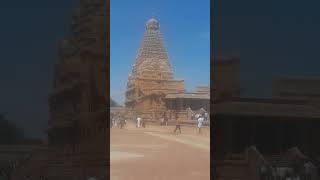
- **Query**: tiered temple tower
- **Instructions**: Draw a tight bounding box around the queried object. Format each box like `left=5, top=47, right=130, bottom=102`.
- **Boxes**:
left=12, top=0, right=108, bottom=179
left=47, top=0, right=108, bottom=178
left=125, top=17, right=185, bottom=113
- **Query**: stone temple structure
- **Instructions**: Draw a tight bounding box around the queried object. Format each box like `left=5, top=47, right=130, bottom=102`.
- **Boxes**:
left=125, top=17, right=209, bottom=122
left=125, top=17, right=185, bottom=111
left=8, top=0, right=109, bottom=179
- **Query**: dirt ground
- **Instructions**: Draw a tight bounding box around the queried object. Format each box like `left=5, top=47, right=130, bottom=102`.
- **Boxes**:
left=110, top=122, right=210, bottom=180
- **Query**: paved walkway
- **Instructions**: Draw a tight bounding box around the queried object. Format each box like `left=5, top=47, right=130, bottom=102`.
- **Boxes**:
left=111, top=122, right=210, bottom=180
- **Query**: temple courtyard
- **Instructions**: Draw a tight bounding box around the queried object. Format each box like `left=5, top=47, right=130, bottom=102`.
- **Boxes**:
left=110, top=122, right=210, bottom=180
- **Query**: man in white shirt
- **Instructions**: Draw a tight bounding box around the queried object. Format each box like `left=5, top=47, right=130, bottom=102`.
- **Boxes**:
left=137, top=117, right=141, bottom=128
left=197, top=115, right=204, bottom=134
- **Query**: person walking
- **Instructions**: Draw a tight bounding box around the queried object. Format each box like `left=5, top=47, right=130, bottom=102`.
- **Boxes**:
left=195, top=113, right=200, bottom=120
left=160, top=112, right=166, bottom=126
left=110, top=113, right=114, bottom=128
left=113, top=115, right=118, bottom=128
left=136, top=116, right=141, bottom=128
left=142, top=117, right=146, bottom=128
left=116, top=114, right=122, bottom=128
left=197, top=115, right=204, bottom=134
left=186, top=107, right=192, bottom=120
left=160, top=118, right=164, bottom=126
left=120, top=118, right=126, bottom=129
left=164, top=113, right=168, bottom=126
left=173, top=113, right=181, bottom=134
left=204, top=112, right=209, bottom=121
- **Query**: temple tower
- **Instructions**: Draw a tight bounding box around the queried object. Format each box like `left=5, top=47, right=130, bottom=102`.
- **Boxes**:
left=125, top=17, right=184, bottom=112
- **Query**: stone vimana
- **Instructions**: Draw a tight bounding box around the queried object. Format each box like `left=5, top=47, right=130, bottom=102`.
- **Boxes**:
left=124, top=17, right=209, bottom=122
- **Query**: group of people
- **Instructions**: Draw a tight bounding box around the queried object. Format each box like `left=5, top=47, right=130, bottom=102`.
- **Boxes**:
left=190, top=109, right=209, bottom=121
left=111, top=108, right=209, bottom=134
left=160, top=113, right=169, bottom=126
left=173, top=111, right=206, bottom=134
left=111, top=113, right=126, bottom=129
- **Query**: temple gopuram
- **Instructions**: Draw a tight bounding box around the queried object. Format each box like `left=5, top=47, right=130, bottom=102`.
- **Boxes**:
left=124, top=17, right=209, bottom=122
left=9, top=0, right=109, bottom=179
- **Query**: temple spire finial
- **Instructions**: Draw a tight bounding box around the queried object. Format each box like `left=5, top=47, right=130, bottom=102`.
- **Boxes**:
left=146, top=14, right=160, bottom=31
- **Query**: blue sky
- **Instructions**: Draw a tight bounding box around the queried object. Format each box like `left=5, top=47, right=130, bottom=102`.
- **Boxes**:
left=110, top=0, right=210, bottom=105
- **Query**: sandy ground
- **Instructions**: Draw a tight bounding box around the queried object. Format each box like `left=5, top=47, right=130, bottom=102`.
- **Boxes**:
left=110, top=122, right=210, bottom=180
